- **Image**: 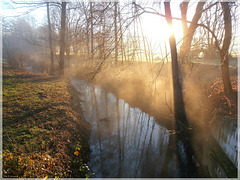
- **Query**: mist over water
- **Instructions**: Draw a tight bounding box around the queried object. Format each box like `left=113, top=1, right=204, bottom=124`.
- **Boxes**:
left=72, top=80, right=179, bottom=177
left=71, top=61, right=238, bottom=177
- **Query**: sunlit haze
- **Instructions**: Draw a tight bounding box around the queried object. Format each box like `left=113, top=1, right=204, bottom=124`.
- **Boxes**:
left=2, top=0, right=239, bottom=178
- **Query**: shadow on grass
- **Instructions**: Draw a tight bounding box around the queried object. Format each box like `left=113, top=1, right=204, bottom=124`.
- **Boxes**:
left=29, top=76, right=59, bottom=83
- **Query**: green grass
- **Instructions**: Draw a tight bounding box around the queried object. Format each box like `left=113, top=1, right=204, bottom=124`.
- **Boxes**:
left=2, top=65, right=91, bottom=178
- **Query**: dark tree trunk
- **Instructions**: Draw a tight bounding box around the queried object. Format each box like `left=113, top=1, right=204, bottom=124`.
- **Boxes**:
left=164, top=2, right=197, bottom=177
left=220, top=2, right=233, bottom=95
left=164, top=3, right=188, bottom=127
left=118, top=5, right=125, bottom=63
left=103, top=14, right=106, bottom=60
left=3, top=38, right=10, bottom=61
left=47, top=2, right=54, bottom=75
left=220, top=53, right=232, bottom=95
left=114, top=2, right=118, bottom=64
left=59, top=2, right=67, bottom=76
left=84, top=3, right=90, bottom=58
left=90, top=2, right=94, bottom=61
left=66, top=48, right=70, bottom=68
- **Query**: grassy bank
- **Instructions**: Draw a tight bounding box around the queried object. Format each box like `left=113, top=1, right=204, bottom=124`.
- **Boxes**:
left=2, top=64, right=91, bottom=178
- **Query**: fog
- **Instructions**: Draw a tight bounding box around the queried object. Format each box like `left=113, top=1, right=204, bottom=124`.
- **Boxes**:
left=71, top=60, right=220, bottom=133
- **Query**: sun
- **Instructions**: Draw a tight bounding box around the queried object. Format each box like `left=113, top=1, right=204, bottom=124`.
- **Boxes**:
left=135, top=13, right=184, bottom=60
left=141, top=14, right=183, bottom=41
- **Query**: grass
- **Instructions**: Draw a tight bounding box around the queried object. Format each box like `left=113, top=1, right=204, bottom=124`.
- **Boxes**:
left=2, top=64, right=91, bottom=178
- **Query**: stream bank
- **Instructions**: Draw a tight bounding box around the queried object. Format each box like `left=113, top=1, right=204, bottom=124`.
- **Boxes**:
left=2, top=64, right=91, bottom=178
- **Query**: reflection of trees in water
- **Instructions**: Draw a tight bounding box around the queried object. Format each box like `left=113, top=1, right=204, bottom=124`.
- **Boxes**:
left=137, top=112, right=145, bottom=149
left=134, top=114, right=150, bottom=177
left=72, top=80, right=237, bottom=177
left=116, top=97, right=122, bottom=176
left=104, top=91, right=108, bottom=118
left=80, top=83, right=171, bottom=177
left=91, top=86, right=102, bottom=152
left=121, top=102, right=127, bottom=161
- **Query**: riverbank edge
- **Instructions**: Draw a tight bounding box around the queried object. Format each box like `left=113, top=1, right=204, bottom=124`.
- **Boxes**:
left=67, top=80, right=92, bottom=178
left=2, top=64, right=91, bottom=178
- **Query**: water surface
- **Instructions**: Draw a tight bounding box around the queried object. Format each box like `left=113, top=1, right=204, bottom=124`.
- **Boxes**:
left=72, top=79, right=237, bottom=178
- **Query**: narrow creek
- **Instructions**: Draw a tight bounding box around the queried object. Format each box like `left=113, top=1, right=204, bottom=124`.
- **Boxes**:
left=71, top=79, right=237, bottom=178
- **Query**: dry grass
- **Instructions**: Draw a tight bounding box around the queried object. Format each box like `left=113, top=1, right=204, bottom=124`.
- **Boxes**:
left=2, top=64, right=91, bottom=178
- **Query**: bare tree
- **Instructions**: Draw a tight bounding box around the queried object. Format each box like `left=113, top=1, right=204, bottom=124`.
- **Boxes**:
left=179, top=2, right=206, bottom=63
left=59, top=2, right=67, bottom=76
left=199, top=2, right=235, bottom=95
left=164, top=2, right=197, bottom=177
left=219, top=2, right=233, bottom=95
left=114, top=2, right=118, bottom=64
left=47, top=2, right=55, bottom=75
left=90, top=1, right=94, bottom=61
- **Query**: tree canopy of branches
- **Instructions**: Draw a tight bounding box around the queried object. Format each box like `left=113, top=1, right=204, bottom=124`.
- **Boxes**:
left=2, top=0, right=238, bottom=94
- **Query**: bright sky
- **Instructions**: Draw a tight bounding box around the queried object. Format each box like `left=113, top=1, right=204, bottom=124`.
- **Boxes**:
left=5, top=0, right=229, bottom=59
left=137, top=1, right=185, bottom=58
left=1, top=0, right=187, bottom=60
left=1, top=0, right=46, bottom=24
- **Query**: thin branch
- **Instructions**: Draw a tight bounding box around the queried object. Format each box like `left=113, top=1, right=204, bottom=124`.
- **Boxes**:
left=162, top=92, right=174, bottom=115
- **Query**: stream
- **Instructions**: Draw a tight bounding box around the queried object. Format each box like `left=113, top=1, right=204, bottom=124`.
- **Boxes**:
left=72, top=79, right=237, bottom=177
left=23, top=65, right=237, bottom=177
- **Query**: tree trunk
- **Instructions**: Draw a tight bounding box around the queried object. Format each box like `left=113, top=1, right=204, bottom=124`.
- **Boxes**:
left=66, top=48, right=70, bottom=68
left=164, top=2, right=197, bottom=177
left=114, top=2, right=118, bottom=64
left=47, top=2, right=54, bottom=75
left=164, top=3, right=187, bottom=126
left=118, top=5, right=125, bottom=63
left=179, top=2, right=205, bottom=61
left=3, top=38, right=10, bottom=61
left=102, top=6, right=106, bottom=60
left=220, top=2, right=233, bottom=95
left=180, top=2, right=189, bottom=39
left=85, top=5, right=90, bottom=58
left=220, top=53, right=232, bottom=95
left=90, top=2, right=94, bottom=61
left=59, top=2, right=67, bottom=76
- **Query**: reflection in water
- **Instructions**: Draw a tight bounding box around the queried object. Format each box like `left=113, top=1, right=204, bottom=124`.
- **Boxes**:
left=72, top=80, right=174, bottom=177
left=71, top=79, right=237, bottom=178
